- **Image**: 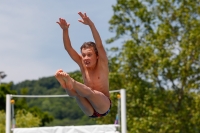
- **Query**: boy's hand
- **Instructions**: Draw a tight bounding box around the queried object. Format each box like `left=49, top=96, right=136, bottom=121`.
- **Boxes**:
left=57, top=18, right=70, bottom=30
left=78, top=12, right=92, bottom=26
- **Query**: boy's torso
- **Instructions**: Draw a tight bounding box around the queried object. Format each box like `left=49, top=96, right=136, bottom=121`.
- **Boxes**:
left=80, top=60, right=110, bottom=97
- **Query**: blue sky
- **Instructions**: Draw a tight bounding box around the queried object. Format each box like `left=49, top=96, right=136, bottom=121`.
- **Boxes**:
left=0, top=0, right=120, bottom=84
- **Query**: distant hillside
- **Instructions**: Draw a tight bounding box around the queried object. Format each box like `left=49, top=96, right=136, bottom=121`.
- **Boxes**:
left=12, top=70, right=96, bottom=126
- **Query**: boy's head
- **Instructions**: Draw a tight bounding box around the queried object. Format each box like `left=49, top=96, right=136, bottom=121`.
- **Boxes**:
left=80, top=41, right=98, bottom=56
left=80, top=42, right=99, bottom=68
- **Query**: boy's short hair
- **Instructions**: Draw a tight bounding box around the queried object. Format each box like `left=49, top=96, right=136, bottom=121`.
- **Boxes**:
left=80, top=41, right=98, bottom=56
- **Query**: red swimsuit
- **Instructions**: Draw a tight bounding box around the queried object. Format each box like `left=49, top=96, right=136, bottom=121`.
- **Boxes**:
left=89, top=98, right=111, bottom=118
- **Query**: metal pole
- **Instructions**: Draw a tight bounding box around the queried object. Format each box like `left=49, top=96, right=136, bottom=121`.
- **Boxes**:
left=11, top=100, right=15, bottom=129
left=120, top=89, right=127, bottom=133
left=118, top=95, right=121, bottom=132
left=6, top=94, right=11, bottom=133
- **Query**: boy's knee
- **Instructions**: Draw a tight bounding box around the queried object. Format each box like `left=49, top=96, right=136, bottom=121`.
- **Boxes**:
left=84, top=87, right=95, bottom=98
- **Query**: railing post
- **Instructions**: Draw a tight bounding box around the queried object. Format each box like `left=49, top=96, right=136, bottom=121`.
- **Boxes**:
left=120, top=89, right=127, bottom=133
left=6, top=94, right=11, bottom=133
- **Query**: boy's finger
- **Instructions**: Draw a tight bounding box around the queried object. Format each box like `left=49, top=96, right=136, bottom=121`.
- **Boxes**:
left=78, top=12, right=84, bottom=17
left=56, top=22, right=61, bottom=25
left=78, top=19, right=83, bottom=23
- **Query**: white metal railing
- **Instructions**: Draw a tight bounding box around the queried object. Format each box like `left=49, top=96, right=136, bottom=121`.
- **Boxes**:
left=6, top=89, right=127, bottom=133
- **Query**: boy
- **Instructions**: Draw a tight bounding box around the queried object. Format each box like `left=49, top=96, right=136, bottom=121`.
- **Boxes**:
left=55, top=12, right=111, bottom=118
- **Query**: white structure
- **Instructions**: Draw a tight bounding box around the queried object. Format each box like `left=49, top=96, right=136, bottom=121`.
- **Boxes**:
left=6, top=89, right=127, bottom=133
left=13, top=125, right=120, bottom=133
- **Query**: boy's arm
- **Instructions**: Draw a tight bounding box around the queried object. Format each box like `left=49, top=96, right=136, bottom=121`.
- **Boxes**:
left=78, top=12, right=108, bottom=62
left=57, top=18, right=82, bottom=66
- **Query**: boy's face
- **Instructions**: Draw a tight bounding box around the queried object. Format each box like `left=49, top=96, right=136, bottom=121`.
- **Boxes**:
left=81, top=47, right=98, bottom=68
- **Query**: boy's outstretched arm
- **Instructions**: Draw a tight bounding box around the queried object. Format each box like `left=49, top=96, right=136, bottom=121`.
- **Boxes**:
left=57, top=18, right=82, bottom=66
left=78, top=12, right=108, bottom=62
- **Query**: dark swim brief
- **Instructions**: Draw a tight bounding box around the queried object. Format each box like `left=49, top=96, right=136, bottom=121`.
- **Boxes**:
left=89, top=98, right=111, bottom=118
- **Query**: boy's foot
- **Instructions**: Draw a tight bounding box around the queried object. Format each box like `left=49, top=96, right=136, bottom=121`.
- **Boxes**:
left=60, top=72, right=74, bottom=90
left=55, top=69, right=77, bottom=97
left=55, top=69, right=67, bottom=89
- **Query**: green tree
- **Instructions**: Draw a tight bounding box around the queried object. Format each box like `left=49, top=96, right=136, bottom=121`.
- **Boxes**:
left=15, top=109, right=41, bottom=128
left=0, top=110, right=41, bottom=133
left=14, top=88, right=54, bottom=126
left=0, top=83, right=53, bottom=127
left=98, top=0, right=200, bottom=132
left=0, top=111, right=6, bottom=133
left=0, top=83, right=16, bottom=110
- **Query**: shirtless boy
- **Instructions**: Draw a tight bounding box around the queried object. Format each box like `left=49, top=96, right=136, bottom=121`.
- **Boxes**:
left=55, top=12, right=110, bottom=118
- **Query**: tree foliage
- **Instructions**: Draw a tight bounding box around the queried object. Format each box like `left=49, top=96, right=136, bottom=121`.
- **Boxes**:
left=0, top=83, right=16, bottom=110
left=0, top=109, right=41, bottom=132
left=0, top=111, right=6, bottom=133
left=98, top=0, right=200, bottom=132
left=15, top=110, right=41, bottom=128
left=0, top=82, right=54, bottom=128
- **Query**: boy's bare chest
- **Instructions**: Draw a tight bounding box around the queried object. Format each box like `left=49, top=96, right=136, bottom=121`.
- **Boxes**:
left=83, top=70, right=102, bottom=83
left=82, top=68, right=108, bottom=89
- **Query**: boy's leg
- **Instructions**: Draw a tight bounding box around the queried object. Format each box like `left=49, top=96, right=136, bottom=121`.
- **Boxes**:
left=61, top=72, right=110, bottom=115
left=75, top=95, right=94, bottom=116
left=55, top=69, right=94, bottom=115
